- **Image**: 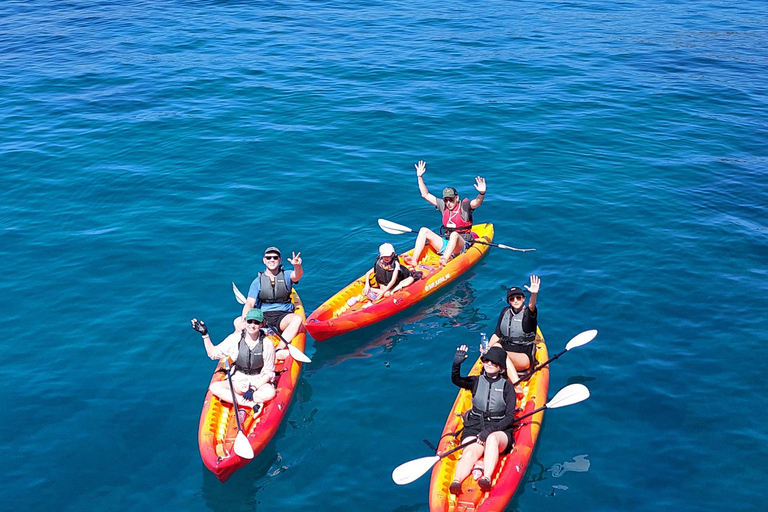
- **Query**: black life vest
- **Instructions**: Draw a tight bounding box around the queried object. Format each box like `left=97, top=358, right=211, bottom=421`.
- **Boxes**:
left=373, top=256, right=407, bottom=286
left=234, top=330, right=265, bottom=375
left=257, top=268, right=292, bottom=304
left=499, top=306, right=536, bottom=345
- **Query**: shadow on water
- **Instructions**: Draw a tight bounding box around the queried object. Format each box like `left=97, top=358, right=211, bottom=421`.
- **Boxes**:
left=305, top=279, right=488, bottom=374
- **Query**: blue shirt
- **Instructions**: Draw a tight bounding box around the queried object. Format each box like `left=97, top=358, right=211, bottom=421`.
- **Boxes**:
left=247, top=269, right=296, bottom=312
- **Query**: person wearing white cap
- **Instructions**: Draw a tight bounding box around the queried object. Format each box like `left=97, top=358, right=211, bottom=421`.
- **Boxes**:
left=362, top=242, right=415, bottom=302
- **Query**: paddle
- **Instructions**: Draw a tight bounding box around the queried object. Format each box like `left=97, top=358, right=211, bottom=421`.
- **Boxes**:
left=377, top=218, right=536, bottom=252
left=391, top=383, right=590, bottom=485
left=224, top=360, right=255, bottom=460
left=513, top=329, right=597, bottom=386
left=232, top=282, right=311, bottom=364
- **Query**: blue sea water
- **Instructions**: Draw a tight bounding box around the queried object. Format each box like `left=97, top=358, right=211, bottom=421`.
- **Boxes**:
left=1, top=0, right=766, bottom=510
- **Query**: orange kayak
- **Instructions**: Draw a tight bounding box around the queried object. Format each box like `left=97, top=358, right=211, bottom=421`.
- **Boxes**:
left=306, top=223, right=494, bottom=341
left=197, top=290, right=307, bottom=482
left=429, top=328, right=549, bottom=512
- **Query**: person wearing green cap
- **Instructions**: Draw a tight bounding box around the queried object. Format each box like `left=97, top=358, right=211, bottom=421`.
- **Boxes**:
left=191, top=308, right=276, bottom=416
left=403, top=160, right=486, bottom=267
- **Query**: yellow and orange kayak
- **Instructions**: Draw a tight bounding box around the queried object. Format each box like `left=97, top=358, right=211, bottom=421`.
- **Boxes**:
left=306, top=223, right=494, bottom=341
left=197, top=290, right=307, bottom=482
left=429, top=328, right=548, bottom=512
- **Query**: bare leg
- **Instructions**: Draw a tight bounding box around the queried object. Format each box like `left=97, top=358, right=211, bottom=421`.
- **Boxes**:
left=452, top=441, right=484, bottom=486
left=482, top=432, right=509, bottom=479
left=405, top=227, right=443, bottom=265
left=389, top=276, right=414, bottom=294
left=439, top=232, right=466, bottom=266
left=279, top=313, right=304, bottom=344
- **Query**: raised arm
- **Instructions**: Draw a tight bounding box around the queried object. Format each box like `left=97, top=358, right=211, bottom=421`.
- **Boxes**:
left=288, top=252, right=303, bottom=283
left=525, top=275, right=540, bottom=311
left=469, top=176, right=486, bottom=209
left=415, top=160, right=438, bottom=206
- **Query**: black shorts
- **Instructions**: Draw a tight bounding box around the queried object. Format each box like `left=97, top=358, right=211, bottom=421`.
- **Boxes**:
left=461, top=425, right=514, bottom=455
left=262, top=310, right=292, bottom=332
left=500, top=341, right=536, bottom=368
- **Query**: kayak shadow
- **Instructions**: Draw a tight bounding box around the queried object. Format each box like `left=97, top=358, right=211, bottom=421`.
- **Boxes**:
left=305, top=280, right=489, bottom=374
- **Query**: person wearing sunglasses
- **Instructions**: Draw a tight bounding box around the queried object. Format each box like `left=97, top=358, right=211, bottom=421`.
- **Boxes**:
left=403, top=160, right=486, bottom=267
left=449, top=345, right=517, bottom=494
left=362, top=242, right=416, bottom=302
left=488, top=275, right=541, bottom=378
left=237, top=246, right=304, bottom=359
left=192, top=308, right=276, bottom=417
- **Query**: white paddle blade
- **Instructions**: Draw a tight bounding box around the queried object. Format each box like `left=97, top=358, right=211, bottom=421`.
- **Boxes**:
left=288, top=343, right=311, bottom=363
left=565, top=329, right=597, bottom=351
left=546, top=383, right=590, bottom=409
left=378, top=218, right=414, bottom=235
left=233, top=431, right=254, bottom=459
left=497, top=244, right=536, bottom=252
left=392, top=455, right=440, bottom=485
left=232, top=282, right=247, bottom=305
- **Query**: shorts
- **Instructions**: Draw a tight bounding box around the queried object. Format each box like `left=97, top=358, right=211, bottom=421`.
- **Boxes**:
left=263, top=310, right=291, bottom=332
left=500, top=340, right=536, bottom=369
left=461, top=423, right=514, bottom=455
left=437, top=235, right=470, bottom=256
left=231, top=371, right=270, bottom=394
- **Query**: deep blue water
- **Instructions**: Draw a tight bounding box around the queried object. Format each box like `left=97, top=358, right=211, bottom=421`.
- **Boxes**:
left=1, top=0, right=766, bottom=511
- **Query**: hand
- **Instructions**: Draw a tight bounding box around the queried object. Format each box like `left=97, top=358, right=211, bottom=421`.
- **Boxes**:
left=474, top=176, right=486, bottom=195
left=243, top=387, right=255, bottom=401
left=415, top=160, right=427, bottom=178
left=191, top=318, right=208, bottom=336
left=525, top=275, right=540, bottom=294
left=288, top=251, right=302, bottom=266
left=477, top=429, right=491, bottom=443
left=453, top=344, right=468, bottom=364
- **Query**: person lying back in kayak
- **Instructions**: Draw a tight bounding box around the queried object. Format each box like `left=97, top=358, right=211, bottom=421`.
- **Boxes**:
left=235, top=246, right=304, bottom=360
left=362, top=243, right=416, bottom=302
left=403, top=160, right=486, bottom=267
left=450, top=345, right=517, bottom=493
left=488, top=275, right=540, bottom=379
left=192, top=308, right=276, bottom=417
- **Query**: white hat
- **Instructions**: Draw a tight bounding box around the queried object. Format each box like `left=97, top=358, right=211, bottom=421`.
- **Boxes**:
left=379, top=243, right=396, bottom=257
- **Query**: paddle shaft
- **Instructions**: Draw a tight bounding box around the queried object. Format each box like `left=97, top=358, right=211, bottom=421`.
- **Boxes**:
left=513, top=347, right=567, bottom=386
left=225, top=362, right=246, bottom=434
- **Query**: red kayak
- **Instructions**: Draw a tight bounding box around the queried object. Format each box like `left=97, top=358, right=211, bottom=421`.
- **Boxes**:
left=197, top=291, right=307, bottom=482
left=306, top=223, right=494, bottom=341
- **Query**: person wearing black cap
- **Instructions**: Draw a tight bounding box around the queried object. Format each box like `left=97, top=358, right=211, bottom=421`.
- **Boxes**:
left=237, top=246, right=304, bottom=359
left=488, top=275, right=540, bottom=377
left=449, top=344, right=518, bottom=494
left=403, top=160, right=486, bottom=267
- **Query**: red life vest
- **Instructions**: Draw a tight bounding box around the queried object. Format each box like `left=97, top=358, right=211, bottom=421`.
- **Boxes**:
left=442, top=198, right=473, bottom=234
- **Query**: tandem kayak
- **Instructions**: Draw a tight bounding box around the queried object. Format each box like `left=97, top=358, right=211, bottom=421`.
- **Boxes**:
left=306, top=223, right=494, bottom=341
left=197, top=290, right=307, bottom=482
left=429, top=329, right=549, bottom=512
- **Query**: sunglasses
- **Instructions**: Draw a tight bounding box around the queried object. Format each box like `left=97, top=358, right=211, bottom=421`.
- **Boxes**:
left=509, top=295, right=525, bottom=301
left=482, top=359, right=501, bottom=367
left=264, top=255, right=280, bottom=260
left=246, top=319, right=262, bottom=325
left=443, top=196, right=457, bottom=202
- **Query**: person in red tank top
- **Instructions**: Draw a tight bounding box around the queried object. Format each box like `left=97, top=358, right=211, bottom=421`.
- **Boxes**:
left=404, top=160, right=486, bottom=266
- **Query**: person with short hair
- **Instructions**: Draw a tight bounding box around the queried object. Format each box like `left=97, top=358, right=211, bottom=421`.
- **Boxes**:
left=192, top=308, right=276, bottom=417
left=449, top=345, right=517, bottom=494
left=404, top=160, right=486, bottom=267
left=236, top=246, right=304, bottom=359
left=488, top=275, right=540, bottom=378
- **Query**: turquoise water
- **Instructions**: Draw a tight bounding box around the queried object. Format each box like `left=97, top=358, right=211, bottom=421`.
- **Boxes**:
left=1, top=0, right=766, bottom=510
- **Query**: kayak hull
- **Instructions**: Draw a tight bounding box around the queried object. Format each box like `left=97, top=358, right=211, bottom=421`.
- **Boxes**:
left=429, top=329, right=549, bottom=512
left=306, top=223, right=494, bottom=341
left=197, top=290, right=307, bottom=482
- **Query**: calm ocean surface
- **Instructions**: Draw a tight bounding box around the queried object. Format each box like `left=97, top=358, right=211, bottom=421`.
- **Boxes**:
left=1, top=0, right=766, bottom=510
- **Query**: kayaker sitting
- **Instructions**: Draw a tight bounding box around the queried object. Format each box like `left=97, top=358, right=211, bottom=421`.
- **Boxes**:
left=235, top=246, right=304, bottom=360
left=362, top=243, right=416, bottom=302
left=487, top=275, right=540, bottom=379
left=450, top=345, right=517, bottom=494
left=402, top=160, right=486, bottom=267
left=192, top=308, right=276, bottom=418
